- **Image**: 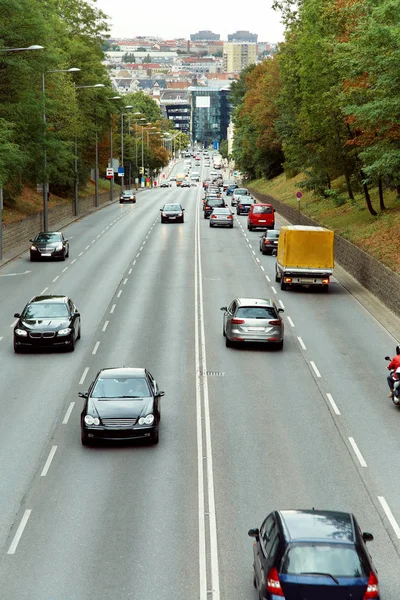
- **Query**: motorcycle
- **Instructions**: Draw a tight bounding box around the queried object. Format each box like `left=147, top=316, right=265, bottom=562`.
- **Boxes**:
left=385, top=355, right=400, bottom=405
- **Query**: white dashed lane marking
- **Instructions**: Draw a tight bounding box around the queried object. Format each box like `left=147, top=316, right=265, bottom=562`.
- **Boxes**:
left=378, top=497, right=400, bottom=539
left=102, top=321, right=109, bottom=332
left=327, top=393, right=341, bottom=415
left=62, top=267, right=68, bottom=273
left=348, top=437, right=367, bottom=467
left=117, top=290, right=122, bottom=298
left=79, top=367, right=89, bottom=385
left=71, top=259, right=76, bottom=264
left=297, top=337, right=307, bottom=350
left=287, top=316, right=295, bottom=327
left=52, top=276, right=59, bottom=283
left=92, top=341, right=100, bottom=355
left=40, top=287, right=48, bottom=295
left=110, top=304, right=116, bottom=314
left=310, top=361, right=321, bottom=378
left=63, top=402, right=75, bottom=424
left=279, top=300, right=285, bottom=309
left=10, top=320, right=17, bottom=328
left=40, top=446, right=57, bottom=477
left=271, top=286, right=277, bottom=294
left=7, top=510, right=31, bottom=555
left=123, top=278, right=128, bottom=285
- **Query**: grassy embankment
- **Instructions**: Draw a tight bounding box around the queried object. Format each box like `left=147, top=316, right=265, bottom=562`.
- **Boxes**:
left=2, top=179, right=111, bottom=226
left=249, top=173, right=400, bottom=275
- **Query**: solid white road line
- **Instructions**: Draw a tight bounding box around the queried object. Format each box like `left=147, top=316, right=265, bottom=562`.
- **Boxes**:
left=7, top=510, right=32, bottom=555
left=52, top=275, right=59, bottom=283
left=102, top=321, right=109, bottom=332
left=310, top=361, right=321, bottom=378
left=326, top=393, right=341, bottom=415
left=117, top=290, right=122, bottom=298
left=110, top=304, right=116, bottom=314
left=297, top=337, right=307, bottom=350
left=378, top=496, right=400, bottom=539
left=79, top=367, right=89, bottom=385
left=63, top=402, right=75, bottom=424
left=62, top=267, right=68, bottom=273
left=92, top=341, right=100, bottom=355
left=279, top=300, right=285, bottom=309
left=41, top=446, right=57, bottom=477
left=10, top=319, right=18, bottom=328
left=287, top=316, right=295, bottom=327
left=40, top=287, right=48, bottom=295
left=348, top=437, right=367, bottom=467
left=123, top=278, right=128, bottom=285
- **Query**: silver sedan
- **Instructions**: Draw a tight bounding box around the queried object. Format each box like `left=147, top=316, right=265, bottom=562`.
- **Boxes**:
left=209, top=207, right=234, bottom=228
left=221, top=297, right=284, bottom=349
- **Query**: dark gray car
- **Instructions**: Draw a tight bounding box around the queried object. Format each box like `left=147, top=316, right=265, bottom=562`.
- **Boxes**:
left=30, top=232, right=69, bottom=261
left=221, top=297, right=284, bottom=349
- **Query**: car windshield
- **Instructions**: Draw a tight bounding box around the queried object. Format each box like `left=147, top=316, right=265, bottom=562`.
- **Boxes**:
left=236, top=306, right=277, bottom=319
left=281, top=544, right=366, bottom=578
left=235, top=189, right=248, bottom=195
left=253, top=206, right=273, bottom=214
left=164, top=205, right=181, bottom=211
left=35, top=233, right=62, bottom=243
left=92, top=377, right=151, bottom=399
left=23, top=303, right=69, bottom=319
left=213, top=208, right=229, bottom=214
left=267, top=231, right=280, bottom=239
left=207, top=200, right=223, bottom=206
left=239, top=199, right=253, bottom=205
left=123, top=190, right=134, bottom=195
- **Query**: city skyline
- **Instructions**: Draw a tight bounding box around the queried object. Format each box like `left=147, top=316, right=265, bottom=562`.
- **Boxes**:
left=94, top=0, right=285, bottom=43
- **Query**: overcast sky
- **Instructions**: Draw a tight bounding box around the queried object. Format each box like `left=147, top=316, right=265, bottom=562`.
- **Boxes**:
left=94, top=0, right=286, bottom=43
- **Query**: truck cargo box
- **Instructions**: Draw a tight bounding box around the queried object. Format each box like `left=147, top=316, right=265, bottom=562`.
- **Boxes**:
left=277, top=226, right=334, bottom=270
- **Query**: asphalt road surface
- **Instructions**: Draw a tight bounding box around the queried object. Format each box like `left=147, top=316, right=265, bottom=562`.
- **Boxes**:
left=0, top=161, right=399, bottom=599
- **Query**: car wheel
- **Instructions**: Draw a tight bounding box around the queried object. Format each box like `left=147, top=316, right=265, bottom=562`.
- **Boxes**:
left=68, top=336, right=75, bottom=352
left=225, top=336, right=233, bottom=348
left=13, top=340, right=22, bottom=354
left=30, top=254, right=35, bottom=262
left=280, top=280, right=287, bottom=291
left=230, top=224, right=233, bottom=228
left=77, top=324, right=81, bottom=340
left=275, top=269, right=281, bottom=282
left=181, top=218, right=184, bottom=223
left=161, top=219, right=165, bottom=223
left=276, top=340, right=284, bottom=350
left=150, top=427, right=159, bottom=445
left=253, top=571, right=257, bottom=589
left=321, top=285, right=329, bottom=293
left=204, top=213, right=207, bottom=219
left=61, top=253, right=66, bottom=261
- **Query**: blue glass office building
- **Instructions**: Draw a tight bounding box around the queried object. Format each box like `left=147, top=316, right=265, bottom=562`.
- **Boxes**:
left=189, top=86, right=232, bottom=147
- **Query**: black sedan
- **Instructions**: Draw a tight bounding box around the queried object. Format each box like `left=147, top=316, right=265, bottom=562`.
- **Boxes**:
left=30, top=232, right=69, bottom=261
left=236, top=197, right=254, bottom=215
left=181, top=180, right=191, bottom=188
left=160, top=203, right=185, bottom=223
left=80, top=367, right=165, bottom=445
left=13, top=295, right=81, bottom=353
left=259, top=229, right=280, bottom=254
left=120, top=189, right=136, bottom=203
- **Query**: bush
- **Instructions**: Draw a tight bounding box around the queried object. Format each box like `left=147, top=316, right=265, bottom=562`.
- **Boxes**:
left=323, top=188, right=346, bottom=207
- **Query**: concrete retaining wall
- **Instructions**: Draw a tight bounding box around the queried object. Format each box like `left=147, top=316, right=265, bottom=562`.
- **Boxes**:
left=2, top=192, right=112, bottom=257
left=248, top=187, right=400, bottom=315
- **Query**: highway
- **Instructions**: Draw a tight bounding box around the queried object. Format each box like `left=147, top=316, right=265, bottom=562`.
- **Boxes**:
left=0, top=161, right=399, bottom=599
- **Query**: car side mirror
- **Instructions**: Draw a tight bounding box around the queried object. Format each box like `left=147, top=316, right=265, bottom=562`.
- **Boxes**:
left=29, top=239, right=33, bottom=243
left=362, top=532, right=374, bottom=543
left=156, top=391, right=165, bottom=397
left=385, top=356, right=391, bottom=361
left=78, top=392, right=88, bottom=399
left=14, top=313, right=21, bottom=318
left=278, top=308, right=284, bottom=313
left=160, top=208, right=163, bottom=211
left=248, top=528, right=260, bottom=539
left=74, top=311, right=81, bottom=317
left=64, top=239, right=69, bottom=243
left=220, top=306, right=227, bottom=311
left=182, top=208, right=185, bottom=211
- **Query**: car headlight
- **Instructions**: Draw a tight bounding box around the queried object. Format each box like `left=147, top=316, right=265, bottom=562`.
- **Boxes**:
left=57, top=328, right=71, bottom=336
left=162, top=213, right=167, bottom=217
left=178, top=212, right=183, bottom=216
left=84, top=415, right=100, bottom=426
left=55, top=244, right=63, bottom=251
left=138, top=414, right=155, bottom=425
left=15, top=329, right=28, bottom=337
left=30, top=245, right=37, bottom=251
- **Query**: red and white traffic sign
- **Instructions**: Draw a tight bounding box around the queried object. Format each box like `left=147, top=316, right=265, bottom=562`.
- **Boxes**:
left=296, top=191, right=303, bottom=199
left=106, top=168, right=114, bottom=179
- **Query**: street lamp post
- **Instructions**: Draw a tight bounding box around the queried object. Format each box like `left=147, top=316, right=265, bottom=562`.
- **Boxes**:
left=0, top=44, right=43, bottom=260
left=107, top=96, right=121, bottom=203
left=74, top=83, right=104, bottom=210
left=120, top=105, right=133, bottom=193
left=42, top=67, right=80, bottom=230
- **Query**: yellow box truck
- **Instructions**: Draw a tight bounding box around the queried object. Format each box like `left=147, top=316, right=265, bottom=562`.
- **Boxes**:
left=275, top=225, right=334, bottom=291
left=176, top=173, right=187, bottom=187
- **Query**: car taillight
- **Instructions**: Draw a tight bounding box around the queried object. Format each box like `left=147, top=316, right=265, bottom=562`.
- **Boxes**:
left=267, top=567, right=284, bottom=597
left=211, top=215, right=217, bottom=218
left=264, top=240, right=271, bottom=244
left=284, top=277, right=292, bottom=283
left=322, top=277, right=330, bottom=284
left=231, top=318, right=245, bottom=324
left=227, top=215, right=233, bottom=219
left=269, top=320, right=282, bottom=326
left=363, top=572, right=379, bottom=599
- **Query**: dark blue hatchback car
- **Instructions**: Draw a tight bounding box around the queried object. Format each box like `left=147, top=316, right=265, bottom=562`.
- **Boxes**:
left=248, top=509, right=379, bottom=599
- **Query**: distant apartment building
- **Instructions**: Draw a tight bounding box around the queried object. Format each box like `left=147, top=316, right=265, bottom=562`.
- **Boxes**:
left=189, top=84, right=232, bottom=146
left=190, top=30, right=220, bottom=41
left=227, top=30, right=258, bottom=43
left=222, top=42, right=257, bottom=73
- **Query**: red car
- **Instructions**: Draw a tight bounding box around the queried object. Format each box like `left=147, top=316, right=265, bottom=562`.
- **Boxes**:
left=247, top=203, right=275, bottom=231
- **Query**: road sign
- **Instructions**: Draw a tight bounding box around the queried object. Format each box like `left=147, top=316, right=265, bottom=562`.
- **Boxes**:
left=213, top=141, right=219, bottom=150
left=106, top=167, right=113, bottom=179
left=117, top=167, right=124, bottom=177
left=296, top=191, right=303, bottom=198
left=233, top=171, right=238, bottom=177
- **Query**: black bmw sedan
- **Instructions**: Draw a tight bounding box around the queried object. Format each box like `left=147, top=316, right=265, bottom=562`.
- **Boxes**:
left=160, top=203, right=185, bottom=223
left=13, top=295, right=81, bottom=353
left=30, top=232, right=69, bottom=261
left=80, top=367, right=164, bottom=445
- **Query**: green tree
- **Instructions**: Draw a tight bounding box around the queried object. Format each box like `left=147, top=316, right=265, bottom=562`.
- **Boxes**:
left=219, top=139, right=229, bottom=158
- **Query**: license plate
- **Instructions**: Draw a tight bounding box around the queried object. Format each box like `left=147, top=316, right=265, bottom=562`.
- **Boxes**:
left=42, top=253, right=51, bottom=256
left=248, top=327, right=264, bottom=331
left=169, top=216, right=176, bottom=219
left=259, top=220, right=266, bottom=223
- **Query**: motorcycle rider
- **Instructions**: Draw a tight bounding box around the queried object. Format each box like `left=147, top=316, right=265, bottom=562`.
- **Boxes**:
left=387, top=346, right=400, bottom=397
left=394, top=367, right=400, bottom=399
